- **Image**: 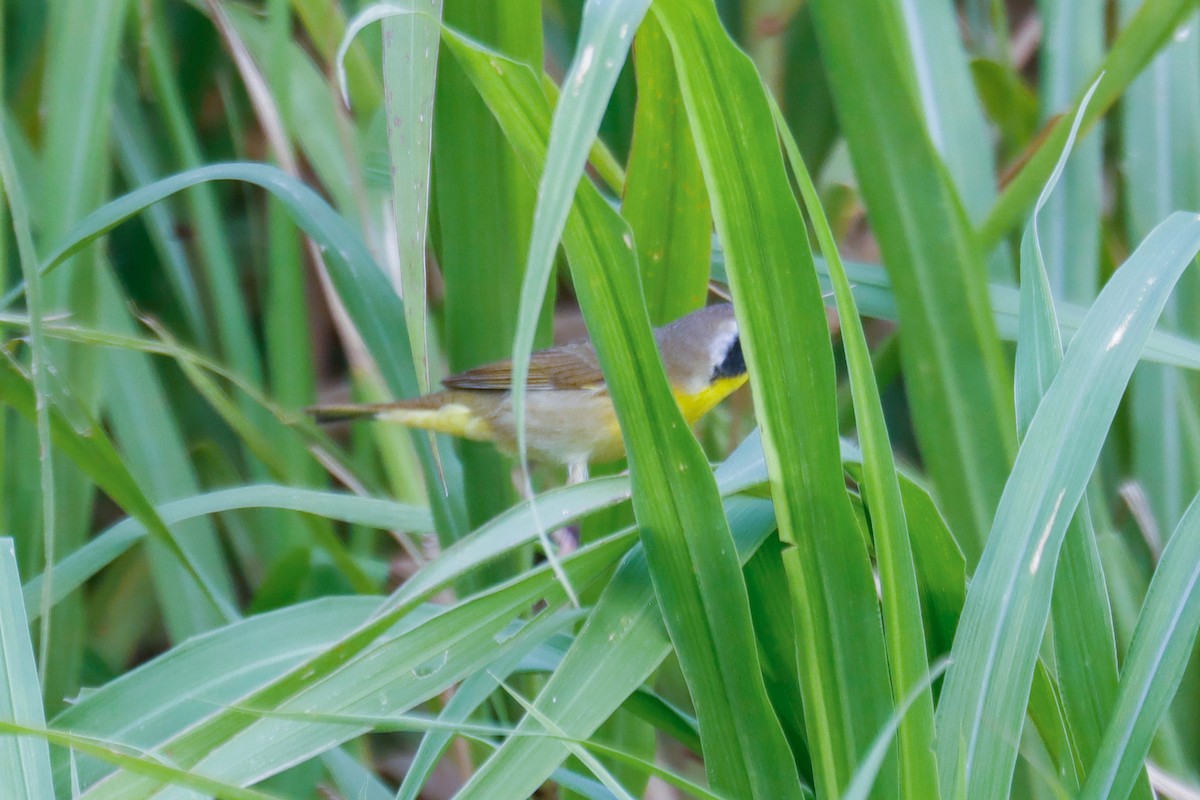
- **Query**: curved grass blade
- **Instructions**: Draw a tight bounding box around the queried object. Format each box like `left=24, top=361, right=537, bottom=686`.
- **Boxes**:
left=978, top=0, right=1195, bottom=251
left=0, top=720, right=279, bottom=800
left=1015, top=77, right=1138, bottom=792
left=775, top=96, right=938, bottom=798
left=443, top=25, right=804, bottom=799
left=0, top=351, right=237, bottom=624
left=622, top=12, right=710, bottom=325
left=809, top=0, right=1016, bottom=563
left=0, top=539, right=54, bottom=799
left=501, top=0, right=650, bottom=478
left=5, top=161, right=465, bottom=539
left=934, top=211, right=1200, bottom=799
left=844, top=659, right=952, bottom=800
left=21, top=485, right=434, bottom=622
left=380, top=3, right=441, bottom=393
left=654, top=1, right=895, bottom=794
left=1080, top=491, right=1200, bottom=799
left=0, top=80, right=59, bottom=694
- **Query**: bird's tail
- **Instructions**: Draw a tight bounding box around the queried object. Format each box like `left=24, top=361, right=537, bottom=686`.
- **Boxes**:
left=308, top=394, right=443, bottom=425
left=308, top=393, right=494, bottom=442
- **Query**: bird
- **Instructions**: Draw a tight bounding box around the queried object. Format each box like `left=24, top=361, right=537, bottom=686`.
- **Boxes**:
left=310, top=303, right=747, bottom=481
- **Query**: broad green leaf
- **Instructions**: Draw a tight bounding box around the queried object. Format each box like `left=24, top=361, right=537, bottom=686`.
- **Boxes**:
left=655, top=1, right=894, bottom=795
left=1015, top=78, right=1137, bottom=794
left=775, top=98, right=937, bottom=798
left=622, top=12, right=711, bottom=324
left=443, top=20, right=803, bottom=797
left=810, top=0, right=1016, bottom=563
left=935, top=211, right=1200, bottom=799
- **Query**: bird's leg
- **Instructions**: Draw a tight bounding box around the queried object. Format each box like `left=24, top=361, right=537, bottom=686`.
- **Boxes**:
left=553, top=460, right=589, bottom=555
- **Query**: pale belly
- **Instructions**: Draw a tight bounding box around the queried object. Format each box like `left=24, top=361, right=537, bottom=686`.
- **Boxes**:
left=484, top=390, right=626, bottom=465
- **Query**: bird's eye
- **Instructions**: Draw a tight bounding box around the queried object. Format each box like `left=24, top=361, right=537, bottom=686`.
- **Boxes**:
left=712, top=336, right=746, bottom=381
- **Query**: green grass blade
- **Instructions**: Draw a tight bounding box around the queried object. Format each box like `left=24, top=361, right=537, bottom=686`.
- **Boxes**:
left=381, top=4, right=441, bottom=393
left=79, top=536, right=630, bottom=797
left=776, top=98, right=938, bottom=799
left=445, top=24, right=803, bottom=798
left=434, top=1, right=543, bottom=531
left=898, top=0, right=997, bottom=226
left=0, top=538, right=54, bottom=799
left=1081, top=490, right=1200, bottom=799
left=0, top=720, right=280, bottom=800
left=395, top=610, right=580, bottom=800
left=655, top=2, right=895, bottom=794
left=20, top=161, right=466, bottom=538
left=621, top=12, right=711, bottom=324
left=935, top=211, right=1200, bottom=799
left=96, top=271, right=238, bottom=638
left=1015, top=78, right=1136, bottom=793
left=0, top=351, right=237, bottom=623
left=978, top=0, right=1194, bottom=251
left=501, top=0, right=649, bottom=473
left=1035, top=0, right=1104, bottom=304
left=844, top=659, right=952, bottom=800
left=1122, top=3, right=1200, bottom=537
left=454, top=496, right=781, bottom=800
left=809, top=0, right=1016, bottom=563
left=783, top=254, right=1200, bottom=373
left=0, top=60, right=58, bottom=700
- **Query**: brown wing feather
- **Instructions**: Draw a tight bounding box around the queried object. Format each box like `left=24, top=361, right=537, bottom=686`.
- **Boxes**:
left=441, top=342, right=605, bottom=391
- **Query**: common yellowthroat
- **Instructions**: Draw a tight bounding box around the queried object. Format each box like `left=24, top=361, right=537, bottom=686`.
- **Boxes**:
left=311, top=304, right=747, bottom=475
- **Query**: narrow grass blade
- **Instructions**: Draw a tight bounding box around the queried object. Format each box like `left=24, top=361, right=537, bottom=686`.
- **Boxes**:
left=898, top=0, right=996, bottom=226
left=1081, top=491, right=1200, bottom=800
left=622, top=12, right=711, bottom=324
left=395, top=611, right=581, bottom=800
left=775, top=98, right=938, bottom=797
left=502, top=0, right=650, bottom=474
left=655, top=2, right=895, bottom=794
left=0, top=64, right=58, bottom=699
left=935, top=211, right=1200, bottom=799
left=0, top=719, right=280, bottom=800
left=19, top=161, right=466, bottom=538
left=0, top=352, right=236, bottom=622
left=1035, top=0, right=1104, bottom=304
left=0, top=538, right=54, bottom=798
left=1015, top=77, right=1138, bottom=794
left=434, top=1, right=543, bottom=531
left=810, top=0, right=1016, bottom=563
left=381, top=3, right=441, bottom=392
left=978, top=0, right=1194, bottom=251
left=454, top=496, right=781, bottom=800
left=446, top=25, right=803, bottom=797
left=1122, top=3, right=1200, bottom=536
left=844, top=659, right=952, bottom=800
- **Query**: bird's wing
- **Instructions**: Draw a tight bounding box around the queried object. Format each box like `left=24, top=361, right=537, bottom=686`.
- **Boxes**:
left=441, top=342, right=605, bottom=391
